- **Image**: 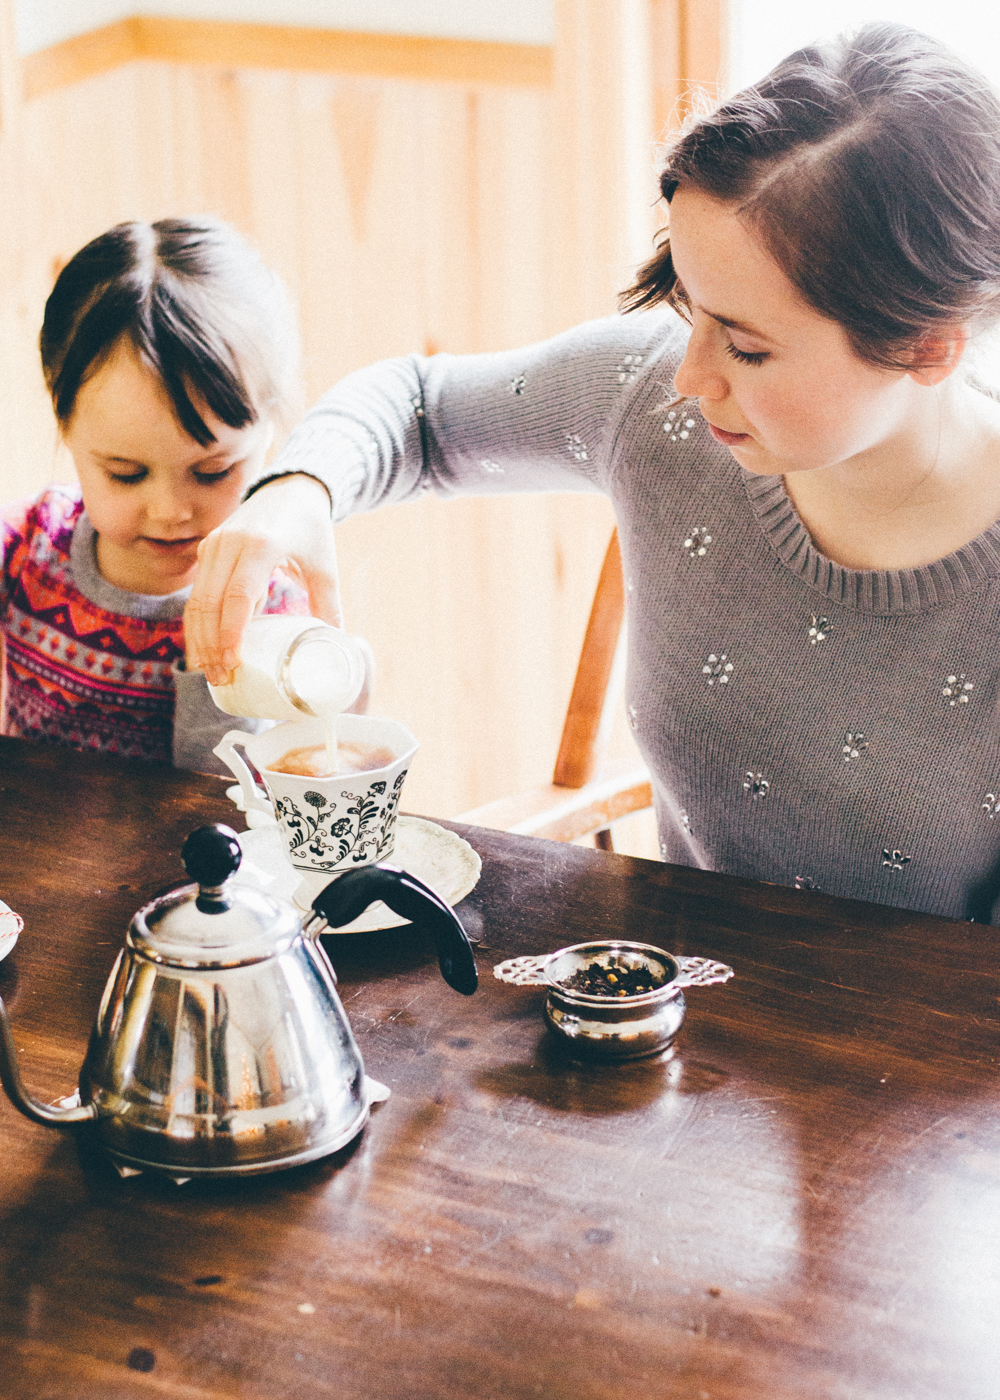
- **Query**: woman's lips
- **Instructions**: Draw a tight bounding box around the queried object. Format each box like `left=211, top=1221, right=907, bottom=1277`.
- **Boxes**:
left=707, top=422, right=751, bottom=447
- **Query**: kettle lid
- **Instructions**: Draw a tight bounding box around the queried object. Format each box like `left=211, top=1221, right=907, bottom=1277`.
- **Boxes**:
left=129, top=824, right=301, bottom=968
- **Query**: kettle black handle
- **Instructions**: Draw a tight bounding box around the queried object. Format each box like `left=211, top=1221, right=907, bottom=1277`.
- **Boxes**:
left=311, top=866, right=478, bottom=996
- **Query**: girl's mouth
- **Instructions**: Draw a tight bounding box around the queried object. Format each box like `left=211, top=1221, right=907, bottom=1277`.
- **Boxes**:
left=707, top=423, right=751, bottom=447
left=142, top=536, right=199, bottom=553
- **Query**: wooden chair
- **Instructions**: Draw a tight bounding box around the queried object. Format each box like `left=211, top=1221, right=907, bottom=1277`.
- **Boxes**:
left=454, top=529, right=652, bottom=850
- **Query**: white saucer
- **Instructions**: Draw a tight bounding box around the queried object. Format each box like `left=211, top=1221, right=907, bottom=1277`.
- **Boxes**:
left=230, top=814, right=482, bottom=933
left=0, top=900, right=23, bottom=962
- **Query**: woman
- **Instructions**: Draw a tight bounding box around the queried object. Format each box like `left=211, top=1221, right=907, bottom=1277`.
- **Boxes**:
left=188, top=23, right=1000, bottom=919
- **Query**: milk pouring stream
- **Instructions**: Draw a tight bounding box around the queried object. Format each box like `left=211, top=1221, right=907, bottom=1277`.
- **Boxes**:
left=208, top=617, right=367, bottom=772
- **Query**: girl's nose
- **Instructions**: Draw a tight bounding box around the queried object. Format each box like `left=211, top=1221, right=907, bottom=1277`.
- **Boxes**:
left=146, top=484, right=194, bottom=531
left=673, top=322, right=729, bottom=403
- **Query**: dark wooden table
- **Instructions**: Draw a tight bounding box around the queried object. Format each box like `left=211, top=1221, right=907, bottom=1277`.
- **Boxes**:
left=1, top=736, right=999, bottom=1399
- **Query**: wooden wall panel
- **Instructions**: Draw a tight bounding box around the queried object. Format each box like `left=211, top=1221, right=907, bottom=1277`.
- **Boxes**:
left=651, top=0, right=731, bottom=136
left=0, top=7, right=725, bottom=857
left=23, top=19, right=553, bottom=100
left=0, top=53, right=623, bottom=840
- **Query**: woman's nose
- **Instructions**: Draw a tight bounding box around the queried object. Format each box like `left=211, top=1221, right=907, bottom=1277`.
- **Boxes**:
left=673, top=323, right=729, bottom=402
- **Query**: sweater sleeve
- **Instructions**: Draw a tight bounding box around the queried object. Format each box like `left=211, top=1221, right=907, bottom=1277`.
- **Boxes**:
left=0, top=497, right=33, bottom=620
left=251, top=311, right=682, bottom=522
left=171, top=662, right=275, bottom=777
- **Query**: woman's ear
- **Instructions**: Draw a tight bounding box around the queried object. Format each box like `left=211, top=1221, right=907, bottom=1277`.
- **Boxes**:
left=906, top=326, right=969, bottom=386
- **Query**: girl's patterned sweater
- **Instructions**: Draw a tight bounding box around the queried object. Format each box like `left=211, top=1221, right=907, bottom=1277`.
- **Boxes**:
left=1, top=486, right=307, bottom=769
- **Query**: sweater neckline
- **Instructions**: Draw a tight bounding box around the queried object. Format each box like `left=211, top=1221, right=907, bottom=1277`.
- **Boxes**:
left=70, top=511, right=191, bottom=620
left=743, top=470, right=1000, bottom=614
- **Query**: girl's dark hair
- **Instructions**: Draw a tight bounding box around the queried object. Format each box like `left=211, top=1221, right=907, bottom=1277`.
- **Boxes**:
left=41, top=217, right=298, bottom=444
left=622, top=23, right=1000, bottom=369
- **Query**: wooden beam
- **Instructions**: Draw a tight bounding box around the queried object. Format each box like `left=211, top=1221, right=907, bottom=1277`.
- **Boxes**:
left=549, top=0, right=657, bottom=326
left=23, top=18, right=140, bottom=101
left=0, top=0, right=20, bottom=134
left=23, top=17, right=553, bottom=102
left=552, top=530, right=626, bottom=789
left=455, top=758, right=653, bottom=841
left=680, top=0, right=730, bottom=99
left=649, top=0, right=730, bottom=136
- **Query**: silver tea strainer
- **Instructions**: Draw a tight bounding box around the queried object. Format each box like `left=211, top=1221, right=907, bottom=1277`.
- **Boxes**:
left=494, top=940, right=733, bottom=1059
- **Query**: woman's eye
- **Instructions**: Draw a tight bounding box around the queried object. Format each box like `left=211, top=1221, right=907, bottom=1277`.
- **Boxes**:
left=725, top=342, right=769, bottom=367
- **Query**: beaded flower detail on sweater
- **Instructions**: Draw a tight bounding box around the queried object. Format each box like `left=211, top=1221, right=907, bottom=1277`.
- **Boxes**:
left=882, top=848, right=911, bottom=871
left=703, top=653, right=733, bottom=686
left=663, top=409, right=696, bottom=444
left=842, top=732, right=868, bottom=763
left=616, top=354, right=645, bottom=384
left=683, top=527, right=712, bottom=559
left=941, top=673, right=973, bottom=706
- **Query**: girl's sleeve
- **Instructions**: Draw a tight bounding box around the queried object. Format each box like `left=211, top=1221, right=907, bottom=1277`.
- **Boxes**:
left=250, top=311, right=683, bottom=522
left=0, top=500, right=32, bottom=620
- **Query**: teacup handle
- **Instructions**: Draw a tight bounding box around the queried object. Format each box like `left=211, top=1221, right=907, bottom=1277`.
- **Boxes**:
left=212, top=731, right=273, bottom=817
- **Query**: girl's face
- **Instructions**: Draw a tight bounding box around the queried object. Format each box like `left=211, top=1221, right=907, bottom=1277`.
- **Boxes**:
left=64, top=337, right=272, bottom=595
left=667, top=186, right=926, bottom=475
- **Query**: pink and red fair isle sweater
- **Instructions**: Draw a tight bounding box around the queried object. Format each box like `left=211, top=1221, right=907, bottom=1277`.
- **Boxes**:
left=1, top=486, right=308, bottom=770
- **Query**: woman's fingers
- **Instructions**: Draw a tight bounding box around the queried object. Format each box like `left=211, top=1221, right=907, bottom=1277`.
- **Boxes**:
left=299, top=553, right=344, bottom=628
left=185, top=475, right=339, bottom=684
left=186, top=534, right=272, bottom=683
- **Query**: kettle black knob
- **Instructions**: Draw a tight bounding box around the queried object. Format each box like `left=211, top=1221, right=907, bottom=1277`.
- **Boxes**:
left=181, top=824, right=242, bottom=889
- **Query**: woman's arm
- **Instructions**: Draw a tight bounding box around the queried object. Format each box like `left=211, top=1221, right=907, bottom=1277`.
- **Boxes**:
left=185, top=311, right=680, bottom=684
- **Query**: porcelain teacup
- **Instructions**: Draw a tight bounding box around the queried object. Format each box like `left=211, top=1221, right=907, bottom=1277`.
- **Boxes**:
left=214, top=714, right=418, bottom=875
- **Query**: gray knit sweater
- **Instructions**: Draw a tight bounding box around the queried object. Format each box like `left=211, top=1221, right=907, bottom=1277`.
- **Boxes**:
left=265, top=309, right=1000, bottom=923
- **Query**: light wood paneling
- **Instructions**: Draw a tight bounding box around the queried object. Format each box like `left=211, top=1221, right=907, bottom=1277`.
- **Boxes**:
left=2, top=57, right=618, bottom=832
left=651, top=0, right=731, bottom=136
left=0, top=7, right=725, bottom=859
left=23, top=18, right=553, bottom=101
left=550, top=0, right=659, bottom=327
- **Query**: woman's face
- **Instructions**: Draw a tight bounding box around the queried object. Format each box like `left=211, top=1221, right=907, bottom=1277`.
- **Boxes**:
left=667, top=186, right=924, bottom=475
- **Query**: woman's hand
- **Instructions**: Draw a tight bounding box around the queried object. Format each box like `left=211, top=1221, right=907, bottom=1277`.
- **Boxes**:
left=185, top=475, right=341, bottom=685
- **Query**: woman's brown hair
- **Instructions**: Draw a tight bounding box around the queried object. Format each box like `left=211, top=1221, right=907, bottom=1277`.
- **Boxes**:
left=41, top=217, right=299, bottom=445
left=622, top=22, right=1000, bottom=369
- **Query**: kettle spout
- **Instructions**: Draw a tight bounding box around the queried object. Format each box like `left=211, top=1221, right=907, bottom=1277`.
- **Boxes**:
left=0, top=995, right=96, bottom=1126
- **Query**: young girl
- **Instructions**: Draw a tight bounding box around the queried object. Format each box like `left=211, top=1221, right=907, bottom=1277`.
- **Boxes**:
left=191, top=23, right=1000, bottom=922
left=0, top=217, right=312, bottom=772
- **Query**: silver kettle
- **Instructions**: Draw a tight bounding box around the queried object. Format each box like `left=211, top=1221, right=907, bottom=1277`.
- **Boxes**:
left=0, top=825, right=477, bottom=1179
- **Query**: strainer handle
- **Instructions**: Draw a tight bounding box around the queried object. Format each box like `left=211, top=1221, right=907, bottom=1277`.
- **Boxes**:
left=492, top=953, right=734, bottom=989
left=673, top=956, right=734, bottom=988
left=492, top=955, right=550, bottom=985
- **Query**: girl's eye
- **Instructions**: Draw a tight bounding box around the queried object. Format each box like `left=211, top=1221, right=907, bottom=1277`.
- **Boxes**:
left=725, top=343, right=769, bottom=367
left=194, top=465, right=237, bottom=484
left=110, top=470, right=145, bottom=484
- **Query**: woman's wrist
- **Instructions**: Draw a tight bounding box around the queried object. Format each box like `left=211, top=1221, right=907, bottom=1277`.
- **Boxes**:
left=243, top=471, right=334, bottom=514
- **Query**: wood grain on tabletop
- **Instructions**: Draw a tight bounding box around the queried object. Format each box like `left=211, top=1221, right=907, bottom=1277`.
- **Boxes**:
left=1, top=737, right=999, bottom=1400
